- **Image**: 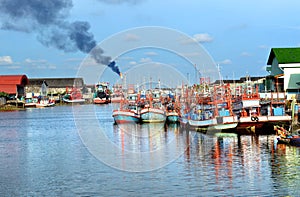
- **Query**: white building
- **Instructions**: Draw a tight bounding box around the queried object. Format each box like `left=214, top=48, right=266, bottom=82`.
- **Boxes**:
left=266, top=47, right=300, bottom=97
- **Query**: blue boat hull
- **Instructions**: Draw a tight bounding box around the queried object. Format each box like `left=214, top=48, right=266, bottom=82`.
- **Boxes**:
left=113, top=115, right=140, bottom=124
left=140, top=108, right=166, bottom=123
left=112, top=110, right=140, bottom=124
left=167, top=115, right=179, bottom=123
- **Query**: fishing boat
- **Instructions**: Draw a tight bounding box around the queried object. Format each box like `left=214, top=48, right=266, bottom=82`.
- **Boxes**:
left=181, top=84, right=238, bottom=132
left=112, top=104, right=140, bottom=124
left=93, top=82, right=111, bottom=104
left=63, top=87, right=85, bottom=104
left=166, top=110, right=179, bottom=123
left=24, top=96, right=38, bottom=108
left=162, top=91, right=180, bottom=123
left=236, top=76, right=291, bottom=130
left=140, top=106, right=166, bottom=123
left=274, top=125, right=300, bottom=147
left=140, top=91, right=166, bottom=123
left=35, top=98, right=55, bottom=108
left=25, top=81, right=55, bottom=107
left=112, top=93, right=140, bottom=124
left=111, top=84, right=123, bottom=103
left=111, top=93, right=122, bottom=103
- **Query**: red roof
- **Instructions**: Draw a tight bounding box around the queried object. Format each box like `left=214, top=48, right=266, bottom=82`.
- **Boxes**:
left=0, top=75, right=29, bottom=94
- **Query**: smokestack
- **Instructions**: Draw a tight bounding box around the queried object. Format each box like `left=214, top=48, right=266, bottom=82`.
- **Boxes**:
left=0, top=0, right=121, bottom=75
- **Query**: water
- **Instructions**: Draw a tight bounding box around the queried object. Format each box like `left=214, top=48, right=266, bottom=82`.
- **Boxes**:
left=0, top=105, right=299, bottom=196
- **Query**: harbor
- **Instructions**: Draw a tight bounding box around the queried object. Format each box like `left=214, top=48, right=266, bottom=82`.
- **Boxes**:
left=2, top=0, right=300, bottom=195
left=0, top=104, right=299, bottom=196
left=1, top=51, right=300, bottom=196
left=1, top=72, right=299, bottom=137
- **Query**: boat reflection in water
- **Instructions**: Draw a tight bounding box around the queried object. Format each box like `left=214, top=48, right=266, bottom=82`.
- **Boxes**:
left=112, top=123, right=185, bottom=153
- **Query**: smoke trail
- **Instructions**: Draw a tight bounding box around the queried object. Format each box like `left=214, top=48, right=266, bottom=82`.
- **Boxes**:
left=107, top=61, right=120, bottom=75
left=0, top=0, right=121, bottom=75
left=0, top=0, right=72, bottom=30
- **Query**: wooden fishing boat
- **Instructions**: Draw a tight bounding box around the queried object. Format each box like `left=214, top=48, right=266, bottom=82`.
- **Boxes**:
left=25, top=81, right=55, bottom=107
left=140, top=91, right=166, bottom=123
left=236, top=76, right=291, bottom=130
left=25, top=97, right=38, bottom=108
left=274, top=126, right=300, bottom=147
left=110, top=93, right=122, bottom=103
left=36, top=99, right=55, bottom=108
left=140, top=107, right=166, bottom=123
left=166, top=110, right=179, bottom=123
left=112, top=104, right=140, bottom=124
left=164, top=93, right=180, bottom=123
left=93, top=82, right=111, bottom=104
left=182, top=83, right=238, bottom=132
left=63, top=87, right=85, bottom=104
left=111, top=84, right=123, bottom=103
left=113, top=92, right=140, bottom=124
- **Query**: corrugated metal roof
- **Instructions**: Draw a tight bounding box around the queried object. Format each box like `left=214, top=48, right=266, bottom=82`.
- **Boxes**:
left=0, top=75, right=29, bottom=94
left=0, top=75, right=29, bottom=85
left=0, top=84, right=17, bottom=94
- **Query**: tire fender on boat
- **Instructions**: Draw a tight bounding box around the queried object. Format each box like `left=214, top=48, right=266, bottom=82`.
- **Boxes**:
left=251, top=116, right=259, bottom=122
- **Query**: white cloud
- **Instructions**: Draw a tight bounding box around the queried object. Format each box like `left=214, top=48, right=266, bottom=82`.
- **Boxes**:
left=129, top=61, right=137, bottom=65
left=7, top=65, right=20, bottom=69
left=241, top=52, right=251, bottom=57
left=145, top=51, right=158, bottom=56
left=0, top=56, right=13, bottom=65
left=24, top=58, right=57, bottom=70
left=192, top=33, right=213, bottom=43
left=218, top=59, right=232, bottom=65
left=258, top=45, right=269, bottom=49
left=25, top=58, right=47, bottom=64
left=124, top=33, right=140, bottom=41
left=140, top=57, right=152, bottom=63
left=181, top=33, right=214, bottom=44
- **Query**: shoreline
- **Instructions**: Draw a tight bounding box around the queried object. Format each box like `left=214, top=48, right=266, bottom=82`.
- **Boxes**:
left=0, top=105, right=26, bottom=112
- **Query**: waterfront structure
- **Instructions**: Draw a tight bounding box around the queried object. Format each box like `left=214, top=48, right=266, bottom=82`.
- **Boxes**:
left=26, top=78, right=85, bottom=96
left=0, top=75, right=29, bottom=98
left=266, top=47, right=300, bottom=97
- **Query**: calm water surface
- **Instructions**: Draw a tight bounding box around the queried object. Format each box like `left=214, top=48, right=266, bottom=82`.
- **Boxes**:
left=0, top=104, right=299, bottom=196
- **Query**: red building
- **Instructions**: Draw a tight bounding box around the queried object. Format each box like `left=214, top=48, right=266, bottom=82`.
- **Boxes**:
left=0, top=75, right=29, bottom=97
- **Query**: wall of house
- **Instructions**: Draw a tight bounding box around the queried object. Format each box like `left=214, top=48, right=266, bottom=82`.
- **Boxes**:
left=281, top=66, right=300, bottom=91
left=270, top=57, right=283, bottom=76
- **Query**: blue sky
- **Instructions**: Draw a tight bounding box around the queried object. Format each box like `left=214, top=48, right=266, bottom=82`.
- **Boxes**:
left=1, top=0, right=300, bottom=85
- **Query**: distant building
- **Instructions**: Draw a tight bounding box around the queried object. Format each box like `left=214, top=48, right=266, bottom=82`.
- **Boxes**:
left=266, top=47, right=300, bottom=94
left=212, top=76, right=266, bottom=93
left=26, top=77, right=85, bottom=96
left=0, top=75, right=29, bottom=98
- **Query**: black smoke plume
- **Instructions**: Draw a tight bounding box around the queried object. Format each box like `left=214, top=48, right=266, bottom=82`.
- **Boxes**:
left=0, top=0, right=121, bottom=75
left=107, top=61, right=120, bottom=76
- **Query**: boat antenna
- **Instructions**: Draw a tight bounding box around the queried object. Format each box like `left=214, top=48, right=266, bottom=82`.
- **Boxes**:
left=217, top=64, right=223, bottom=85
